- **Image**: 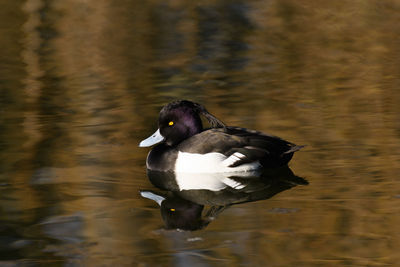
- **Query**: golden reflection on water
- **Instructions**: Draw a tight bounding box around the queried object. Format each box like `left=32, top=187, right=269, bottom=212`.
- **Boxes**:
left=0, top=0, right=400, bottom=265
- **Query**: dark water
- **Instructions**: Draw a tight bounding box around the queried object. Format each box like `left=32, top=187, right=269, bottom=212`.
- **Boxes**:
left=1, top=0, right=400, bottom=266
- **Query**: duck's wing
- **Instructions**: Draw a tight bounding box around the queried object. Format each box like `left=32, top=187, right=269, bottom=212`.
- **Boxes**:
left=223, top=127, right=303, bottom=167
left=178, top=127, right=303, bottom=167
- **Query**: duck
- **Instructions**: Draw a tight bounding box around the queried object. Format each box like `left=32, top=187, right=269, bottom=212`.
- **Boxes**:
left=139, top=100, right=303, bottom=172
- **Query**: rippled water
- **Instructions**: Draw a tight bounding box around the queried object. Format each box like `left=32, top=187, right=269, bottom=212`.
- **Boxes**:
left=1, top=0, right=400, bottom=266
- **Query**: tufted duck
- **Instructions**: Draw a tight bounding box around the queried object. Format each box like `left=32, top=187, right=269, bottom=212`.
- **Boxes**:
left=139, top=100, right=303, bottom=172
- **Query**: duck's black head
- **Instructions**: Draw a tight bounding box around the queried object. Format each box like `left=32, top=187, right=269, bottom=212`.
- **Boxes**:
left=140, top=100, right=225, bottom=147
left=158, top=100, right=203, bottom=146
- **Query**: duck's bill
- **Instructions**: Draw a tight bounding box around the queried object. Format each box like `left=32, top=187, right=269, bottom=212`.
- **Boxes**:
left=140, top=191, right=165, bottom=206
left=139, top=128, right=165, bottom=147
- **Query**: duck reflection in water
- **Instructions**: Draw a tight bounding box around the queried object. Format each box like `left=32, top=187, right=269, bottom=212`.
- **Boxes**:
left=141, top=166, right=308, bottom=231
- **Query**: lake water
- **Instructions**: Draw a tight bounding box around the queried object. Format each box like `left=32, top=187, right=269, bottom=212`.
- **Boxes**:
left=1, top=0, right=400, bottom=266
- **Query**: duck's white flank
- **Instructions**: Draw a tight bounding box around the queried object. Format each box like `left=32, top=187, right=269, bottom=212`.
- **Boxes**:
left=174, top=152, right=261, bottom=173
left=174, top=152, right=262, bottom=191
left=221, top=152, right=247, bottom=167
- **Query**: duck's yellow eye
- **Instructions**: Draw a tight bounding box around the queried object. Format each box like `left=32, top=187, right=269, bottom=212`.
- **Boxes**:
left=168, top=121, right=174, bottom=126
left=170, top=208, right=175, bottom=212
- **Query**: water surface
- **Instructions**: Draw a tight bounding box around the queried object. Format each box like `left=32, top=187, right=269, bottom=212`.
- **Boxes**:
left=1, top=0, right=400, bottom=266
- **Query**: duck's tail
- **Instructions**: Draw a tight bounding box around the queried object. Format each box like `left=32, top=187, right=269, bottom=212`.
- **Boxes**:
left=283, top=145, right=305, bottom=155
